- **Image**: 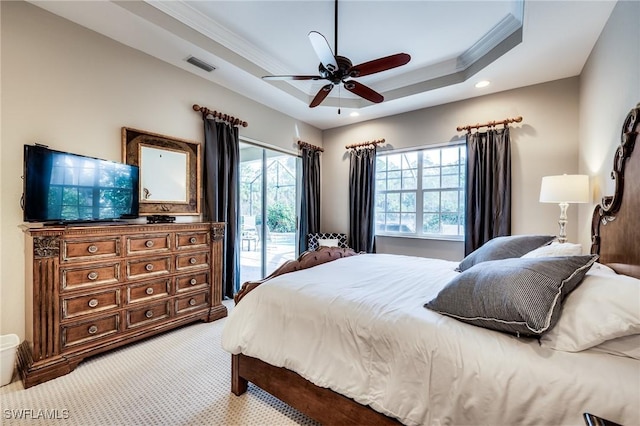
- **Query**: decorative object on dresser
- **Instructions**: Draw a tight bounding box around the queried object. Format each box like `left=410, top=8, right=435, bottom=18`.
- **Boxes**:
left=17, top=222, right=226, bottom=388
left=146, top=215, right=176, bottom=224
left=539, top=174, right=590, bottom=243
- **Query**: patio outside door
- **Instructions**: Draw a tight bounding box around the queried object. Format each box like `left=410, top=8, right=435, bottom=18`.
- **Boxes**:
left=239, top=143, right=299, bottom=284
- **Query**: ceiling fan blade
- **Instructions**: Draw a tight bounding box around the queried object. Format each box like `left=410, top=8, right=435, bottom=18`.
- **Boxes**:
left=262, top=75, right=323, bottom=81
left=349, top=53, right=411, bottom=78
left=343, top=80, right=384, bottom=104
left=308, top=31, right=338, bottom=73
left=310, top=84, right=334, bottom=108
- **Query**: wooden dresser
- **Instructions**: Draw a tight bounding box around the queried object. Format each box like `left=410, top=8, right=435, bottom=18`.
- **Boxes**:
left=17, top=222, right=227, bottom=388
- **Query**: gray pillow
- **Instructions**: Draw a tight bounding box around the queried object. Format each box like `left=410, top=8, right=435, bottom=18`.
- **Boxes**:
left=425, top=255, right=598, bottom=337
left=457, top=235, right=555, bottom=272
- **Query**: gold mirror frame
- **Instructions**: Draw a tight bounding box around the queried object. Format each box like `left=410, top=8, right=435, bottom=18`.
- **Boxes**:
left=122, top=127, right=201, bottom=215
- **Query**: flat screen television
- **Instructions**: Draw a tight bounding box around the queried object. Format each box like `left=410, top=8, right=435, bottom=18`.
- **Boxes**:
left=23, top=144, right=139, bottom=223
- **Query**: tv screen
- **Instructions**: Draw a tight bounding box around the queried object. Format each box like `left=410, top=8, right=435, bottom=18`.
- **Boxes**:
left=23, top=145, right=139, bottom=223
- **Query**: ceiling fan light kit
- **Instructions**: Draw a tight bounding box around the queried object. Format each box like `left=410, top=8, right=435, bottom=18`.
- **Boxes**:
left=262, top=0, right=411, bottom=109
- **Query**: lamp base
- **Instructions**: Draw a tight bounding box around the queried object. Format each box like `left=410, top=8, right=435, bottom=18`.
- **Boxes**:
left=557, top=202, right=569, bottom=243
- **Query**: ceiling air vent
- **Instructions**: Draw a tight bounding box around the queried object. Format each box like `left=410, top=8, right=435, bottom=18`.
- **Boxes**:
left=186, top=56, right=216, bottom=72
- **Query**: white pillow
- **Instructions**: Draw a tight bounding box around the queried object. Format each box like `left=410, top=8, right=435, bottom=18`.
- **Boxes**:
left=589, top=334, right=640, bottom=360
left=540, top=263, right=640, bottom=352
left=522, top=242, right=583, bottom=258
left=317, top=238, right=339, bottom=248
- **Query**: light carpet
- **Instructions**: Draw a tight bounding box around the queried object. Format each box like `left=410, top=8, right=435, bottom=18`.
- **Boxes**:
left=0, top=300, right=319, bottom=426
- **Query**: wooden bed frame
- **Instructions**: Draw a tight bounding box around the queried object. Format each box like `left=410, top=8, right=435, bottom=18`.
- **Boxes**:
left=591, top=104, right=640, bottom=279
left=231, top=104, right=640, bottom=425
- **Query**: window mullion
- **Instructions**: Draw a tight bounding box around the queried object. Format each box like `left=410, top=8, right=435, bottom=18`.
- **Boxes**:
left=416, top=151, right=423, bottom=236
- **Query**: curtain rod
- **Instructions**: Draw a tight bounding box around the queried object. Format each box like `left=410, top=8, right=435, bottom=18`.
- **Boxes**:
left=193, top=104, right=249, bottom=127
left=297, top=140, right=324, bottom=152
left=346, top=138, right=385, bottom=150
left=456, top=116, right=522, bottom=133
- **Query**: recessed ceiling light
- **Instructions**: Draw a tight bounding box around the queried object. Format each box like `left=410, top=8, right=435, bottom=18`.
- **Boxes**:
left=350, top=112, right=360, bottom=117
left=475, top=80, right=490, bottom=88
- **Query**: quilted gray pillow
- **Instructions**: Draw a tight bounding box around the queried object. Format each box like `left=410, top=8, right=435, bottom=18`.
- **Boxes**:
left=425, top=255, right=598, bottom=336
left=457, top=235, right=555, bottom=272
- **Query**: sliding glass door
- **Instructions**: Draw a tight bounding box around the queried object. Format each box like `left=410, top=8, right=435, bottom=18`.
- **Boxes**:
left=239, top=142, right=299, bottom=284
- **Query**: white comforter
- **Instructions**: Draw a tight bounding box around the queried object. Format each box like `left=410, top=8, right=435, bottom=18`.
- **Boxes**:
left=222, top=254, right=640, bottom=426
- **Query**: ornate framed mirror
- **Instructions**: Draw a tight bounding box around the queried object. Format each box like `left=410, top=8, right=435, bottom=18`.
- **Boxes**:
left=122, top=127, right=201, bottom=215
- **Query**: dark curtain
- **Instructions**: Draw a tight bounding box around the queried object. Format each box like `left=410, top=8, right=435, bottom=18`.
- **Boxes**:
left=298, top=146, right=321, bottom=254
left=465, top=128, right=512, bottom=255
left=349, top=147, right=376, bottom=253
left=202, top=118, right=240, bottom=299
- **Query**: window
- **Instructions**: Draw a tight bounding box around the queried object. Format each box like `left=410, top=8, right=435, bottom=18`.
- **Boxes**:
left=375, top=144, right=466, bottom=239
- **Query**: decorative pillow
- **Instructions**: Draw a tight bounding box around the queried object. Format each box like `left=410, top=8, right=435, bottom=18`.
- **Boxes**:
left=539, top=263, right=640, bottom=352
left=317, top=238, right=339, bottom=247
left=457, top=235, right=555, bottom=272
left=426, top=255, right=598, bottom=336
left=522, top=242, right=583, bottom=258
left=307, top=233, right=348, bottom=251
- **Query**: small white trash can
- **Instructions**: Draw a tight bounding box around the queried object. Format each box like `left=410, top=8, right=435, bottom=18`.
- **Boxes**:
left=0, top=334, right=20, bottom=386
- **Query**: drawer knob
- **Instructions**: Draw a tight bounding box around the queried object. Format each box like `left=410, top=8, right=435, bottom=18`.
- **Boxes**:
left=87, top=245, right=98, bottom=254
left=145, top=263, right=154, bottom=272
left=189, top=257, right=197, bottom=265
left=87, top=271, right=99, bottom=281
left=145, top=287, right=154, bottom=295
left=145, top=240, right=154, bottom=248
left=145, top=310, right=154, bottom=318
left=189, top=237, right=197, bottom=244
left=88, top=298, right=99, bottom=308
left=189, top=298, right=196, bottom=306
left=190, top=278, right=197, bottom=285
left=88, top=325, right=98, bottom=334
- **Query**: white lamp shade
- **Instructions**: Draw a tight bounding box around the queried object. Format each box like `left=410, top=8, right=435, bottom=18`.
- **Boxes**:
left=539, top=174, right=590, bottom=203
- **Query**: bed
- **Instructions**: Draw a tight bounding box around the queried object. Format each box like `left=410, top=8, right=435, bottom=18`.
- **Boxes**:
left=222, top=104, right=640, bottom=426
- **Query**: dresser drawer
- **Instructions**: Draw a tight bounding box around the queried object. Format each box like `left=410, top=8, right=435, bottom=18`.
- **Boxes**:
left=62, top=237, right=120, bottom=261
left=176, top=252, right=209, bottom=271
left=176, top=292, right=210, bottom=314
left=62, top=289, right=120, bottom=319
left=175, top=272, right=209, bottom=293
left=61, top=314, right=120, bottom=349
left=176, top=231, right=210, bottom=250
left=126, top=234, right=171, bottom=255
left=126, top=301, right=170, bottom=329
left=126, top=279, right=171, bottom=304
left=61, top=262, right=121, bottom=291
left=126, top=256, right=171, bottom=279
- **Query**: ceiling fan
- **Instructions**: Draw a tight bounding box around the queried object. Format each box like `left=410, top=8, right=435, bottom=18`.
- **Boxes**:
left=262, top=0, right=411, bottom=109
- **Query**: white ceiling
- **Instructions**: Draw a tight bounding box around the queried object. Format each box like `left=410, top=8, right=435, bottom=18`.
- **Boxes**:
left=29, top=0, right=616, bottom=130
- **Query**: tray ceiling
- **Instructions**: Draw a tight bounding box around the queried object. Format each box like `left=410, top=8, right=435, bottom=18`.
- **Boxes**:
left=29, top=0, right=616, bottom=129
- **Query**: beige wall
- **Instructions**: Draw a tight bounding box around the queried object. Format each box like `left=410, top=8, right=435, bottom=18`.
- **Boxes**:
left=321, top=78, right=581, bottom=260
left=577, top=0, right=640, bottom=250
left=0, top=1, right=321, bottom=337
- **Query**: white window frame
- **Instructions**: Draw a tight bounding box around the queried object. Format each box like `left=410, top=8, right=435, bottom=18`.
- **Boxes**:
left=375, top=142, right=466, bottom=241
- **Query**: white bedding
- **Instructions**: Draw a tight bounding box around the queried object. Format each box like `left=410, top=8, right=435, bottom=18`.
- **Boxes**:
left=222, top=254, right=640, bottom=426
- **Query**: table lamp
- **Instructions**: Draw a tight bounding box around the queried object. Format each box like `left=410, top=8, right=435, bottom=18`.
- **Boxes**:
left=539, top=174, right=589, bottom=243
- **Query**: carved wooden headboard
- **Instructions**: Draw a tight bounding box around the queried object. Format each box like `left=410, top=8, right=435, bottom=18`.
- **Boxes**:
left=591, top=103, right=640, bottom=279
